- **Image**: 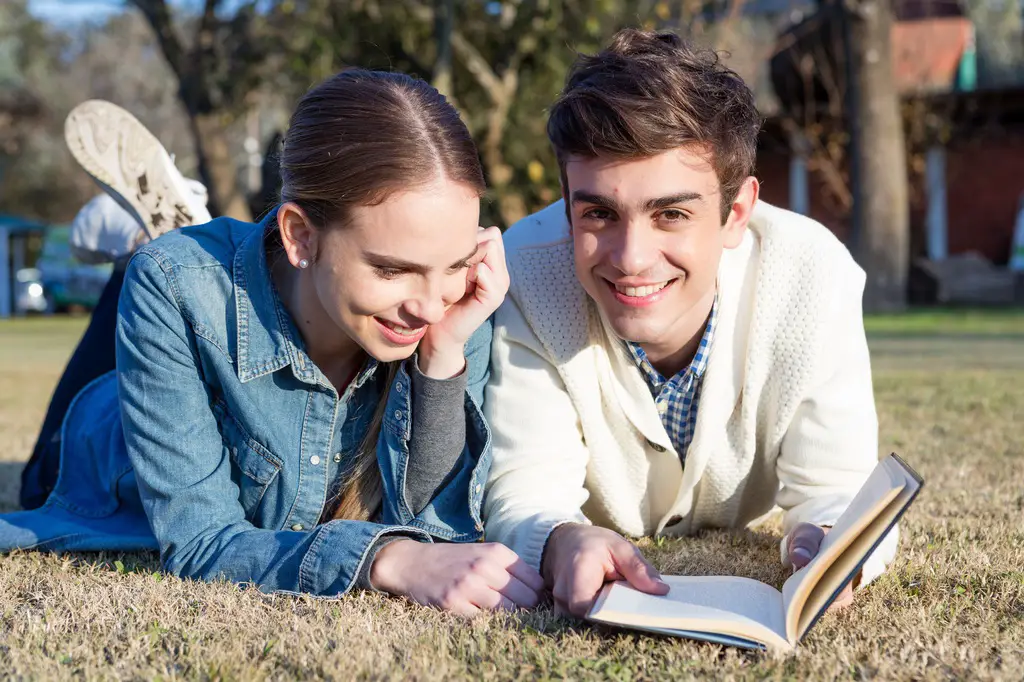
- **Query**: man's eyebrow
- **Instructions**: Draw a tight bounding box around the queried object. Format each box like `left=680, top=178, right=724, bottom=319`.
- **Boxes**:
left=570, top=190, right=704, bottom=213
left=641, top=192, right=704, bottom=212
left=570, top=190, right=623, bottom=210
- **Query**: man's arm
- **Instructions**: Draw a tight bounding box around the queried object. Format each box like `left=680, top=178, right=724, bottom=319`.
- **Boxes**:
left=483, top=296, right=668, bottom=616
left=775, top=266, right=896, bottom=587
left=482, top=295, right=591, bottom=571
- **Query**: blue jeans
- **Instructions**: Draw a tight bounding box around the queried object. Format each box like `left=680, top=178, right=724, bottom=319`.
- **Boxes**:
left=20, top=267, right=124, bottom=510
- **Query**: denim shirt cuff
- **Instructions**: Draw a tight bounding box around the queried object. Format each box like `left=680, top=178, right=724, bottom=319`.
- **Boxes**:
left=377, top=361, right=491, bottom=537
left=355, top=534, right=411, bottom=592
left=298, top=520, right=432, bottom=596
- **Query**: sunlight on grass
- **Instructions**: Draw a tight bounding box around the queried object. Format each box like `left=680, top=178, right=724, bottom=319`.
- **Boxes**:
left=0, top=313, right=1022, bottom=679
left=864, top=307, right=1024, bottom=335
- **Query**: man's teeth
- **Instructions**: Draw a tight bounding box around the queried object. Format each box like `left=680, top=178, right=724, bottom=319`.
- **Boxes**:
left=615, top=281, right=670, bottom=297
left=384, top=321, right=420, bottom=336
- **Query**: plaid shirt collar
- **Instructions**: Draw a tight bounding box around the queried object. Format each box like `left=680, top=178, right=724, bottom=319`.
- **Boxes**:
left=627, top=295, right=719, bottom=392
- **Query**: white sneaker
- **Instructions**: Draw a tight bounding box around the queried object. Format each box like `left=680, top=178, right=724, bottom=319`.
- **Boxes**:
left=64, top=100, right=212, bottom=241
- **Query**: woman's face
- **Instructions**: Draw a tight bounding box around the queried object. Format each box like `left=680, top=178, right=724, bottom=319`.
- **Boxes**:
left=307, top=179, right=482, bottom=363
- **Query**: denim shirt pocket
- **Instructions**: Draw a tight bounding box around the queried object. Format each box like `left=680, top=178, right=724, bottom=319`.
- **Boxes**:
left=213, top=400, right=283, bottom=524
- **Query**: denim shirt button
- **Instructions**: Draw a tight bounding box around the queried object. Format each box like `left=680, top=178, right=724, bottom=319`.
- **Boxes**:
left=474, top=483, right=482, bottom=495
left=394, top=410, right=403, bottom=420
left=310, top=455, right=320, bottom=466
left=291, top=523, right=304, bottom=531
left=333, top=452, right=342, bottom=463
left=395, top=382, right=403, bottom=393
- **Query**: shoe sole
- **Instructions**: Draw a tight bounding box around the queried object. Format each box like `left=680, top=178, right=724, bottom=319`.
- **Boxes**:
left=64, top=100, right=197, bottom=240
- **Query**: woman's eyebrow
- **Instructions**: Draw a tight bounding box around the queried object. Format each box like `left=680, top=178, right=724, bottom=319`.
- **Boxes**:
left=449, top=244, right=481, bottom=269
left=364, top=244, right=480, bottom=274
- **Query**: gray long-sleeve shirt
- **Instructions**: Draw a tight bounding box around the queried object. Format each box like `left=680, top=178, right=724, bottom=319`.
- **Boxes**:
left=355, top=355, right=468, bottom=590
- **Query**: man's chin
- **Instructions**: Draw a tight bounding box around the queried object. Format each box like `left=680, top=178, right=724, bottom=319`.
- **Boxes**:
left=603, top=316, right=661, bottom=345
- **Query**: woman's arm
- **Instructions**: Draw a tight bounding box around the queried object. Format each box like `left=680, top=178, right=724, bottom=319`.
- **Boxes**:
left=116, top=251, right=431, bottom=596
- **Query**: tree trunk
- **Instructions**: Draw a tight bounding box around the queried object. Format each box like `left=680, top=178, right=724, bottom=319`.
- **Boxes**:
left=845, top=0, right=909, bottom=311
left=432, top=0, right=454, bottom=97
left=190, top=113, right=250, bottom=220
left=480, top=79, right=527, bottom=227
left=132, top=0, right=251, bottom=222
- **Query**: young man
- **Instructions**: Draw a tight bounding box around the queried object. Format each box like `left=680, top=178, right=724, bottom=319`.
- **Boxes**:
left=483, top=29, right=896, bottom=617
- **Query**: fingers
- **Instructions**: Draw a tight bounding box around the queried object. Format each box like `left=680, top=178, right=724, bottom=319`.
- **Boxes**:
left=553, top=555, right=608, bottom=618
left=480, top=545, right=543, bottom=608
left=476, top=224, right=502, bottom=246
left=448, top=600, right=483, bottom=618
left=788, top=523, right=826, bottom=569
left=469, top=586, right=517, bottom=613
left=474, top=557, right=541, bottom=609
left=495, top=574, right=541, bottom=609
left=505, top=556, right=545, bottom=593
left=465, top=230, right=508, bottom=308
left=829, top=583, right=854, bottom=611
left=472, top=260, right=495, bottom=300
left=610, top=542, right=669, bottom=595
left=475, top=226, right=509, bottom=290
left=462, top=544, right=543, bottom=611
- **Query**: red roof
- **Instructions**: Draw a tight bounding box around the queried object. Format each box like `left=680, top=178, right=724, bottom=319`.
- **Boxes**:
left=891, top=18, right=973, bottom=94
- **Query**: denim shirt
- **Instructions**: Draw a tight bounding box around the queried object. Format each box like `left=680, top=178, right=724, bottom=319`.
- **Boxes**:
left=0, top=214, right=492, bottom=597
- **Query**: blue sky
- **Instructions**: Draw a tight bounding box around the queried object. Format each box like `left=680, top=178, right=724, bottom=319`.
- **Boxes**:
left=29, top=1, right=113, bottom=24
left=30, top=0, right=148, bottom=25
left=29, top=0, right=817, bottom=25
left=27, top=0, right=260, bottom=25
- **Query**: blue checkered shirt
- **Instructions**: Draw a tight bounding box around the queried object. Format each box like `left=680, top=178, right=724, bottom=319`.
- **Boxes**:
left=626, top=296, right=718, bottom=461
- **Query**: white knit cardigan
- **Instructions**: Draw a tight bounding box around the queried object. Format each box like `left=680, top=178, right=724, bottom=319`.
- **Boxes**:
left=483, top=199, right=896, bottom=585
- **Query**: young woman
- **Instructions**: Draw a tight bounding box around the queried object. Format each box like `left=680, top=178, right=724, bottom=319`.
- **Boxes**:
left=1, top=71, right=542, bottom=616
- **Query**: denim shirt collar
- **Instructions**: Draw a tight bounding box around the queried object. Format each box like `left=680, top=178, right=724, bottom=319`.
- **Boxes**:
left=231, top=210, right=301, bottom=383
left=231, top=208, right=380, bottom=390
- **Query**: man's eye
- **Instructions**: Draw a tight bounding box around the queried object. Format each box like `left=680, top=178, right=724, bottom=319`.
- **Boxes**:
left=373, top=266, right=404, bottom=279
left=582, top=208, right=613, bottom=221
left=660, top=209, right=688, bottom=222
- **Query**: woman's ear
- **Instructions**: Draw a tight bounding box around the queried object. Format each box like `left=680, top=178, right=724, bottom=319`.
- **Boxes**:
left=277, top=202, right=320, bottom=268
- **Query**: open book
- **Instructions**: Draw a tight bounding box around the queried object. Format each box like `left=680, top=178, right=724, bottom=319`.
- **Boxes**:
left=587, top=454, right=923, bottom=651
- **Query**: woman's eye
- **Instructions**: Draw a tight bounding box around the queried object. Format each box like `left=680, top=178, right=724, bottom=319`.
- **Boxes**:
left=373, top=266, right=404, bottom=279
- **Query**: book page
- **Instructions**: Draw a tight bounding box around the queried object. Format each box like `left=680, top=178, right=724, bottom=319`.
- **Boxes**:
left=782, top=455, right=921, bottom=641
left=589, top=576, right=789, bottom=649
left=793, top=487, right=913, bottom=639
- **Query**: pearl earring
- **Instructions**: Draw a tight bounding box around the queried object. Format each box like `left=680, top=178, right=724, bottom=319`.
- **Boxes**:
left=298, top=258, right=309, bottom=269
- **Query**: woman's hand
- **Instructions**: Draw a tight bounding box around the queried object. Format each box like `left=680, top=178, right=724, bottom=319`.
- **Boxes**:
left=418, top=226, right=508, bottom=378
left=370, top=539, right=544, bottom=617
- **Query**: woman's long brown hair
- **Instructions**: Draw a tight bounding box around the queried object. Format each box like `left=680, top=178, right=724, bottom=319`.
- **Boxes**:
left=278, top=69, right=486, bottom=522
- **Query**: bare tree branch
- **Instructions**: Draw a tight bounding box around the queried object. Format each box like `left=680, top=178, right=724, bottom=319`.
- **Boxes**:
left=129, top=0, right=188, bottom=81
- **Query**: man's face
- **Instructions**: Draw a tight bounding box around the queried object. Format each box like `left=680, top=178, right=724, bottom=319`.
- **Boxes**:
left=565, top=146, right=754, bottom=358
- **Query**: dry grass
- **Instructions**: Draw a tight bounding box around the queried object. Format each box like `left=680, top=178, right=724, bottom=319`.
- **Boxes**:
left=1, top=313, right=1022, bottom=680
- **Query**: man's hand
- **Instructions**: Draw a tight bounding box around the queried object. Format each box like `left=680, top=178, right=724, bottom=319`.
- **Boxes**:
left=787, top=523, right=854, bottom=610
left=542, top=524, right=669, bottom=618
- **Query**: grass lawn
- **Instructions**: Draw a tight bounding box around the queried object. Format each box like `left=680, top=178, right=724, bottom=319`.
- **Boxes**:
left=1, top=312, right=1022, bottom=680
